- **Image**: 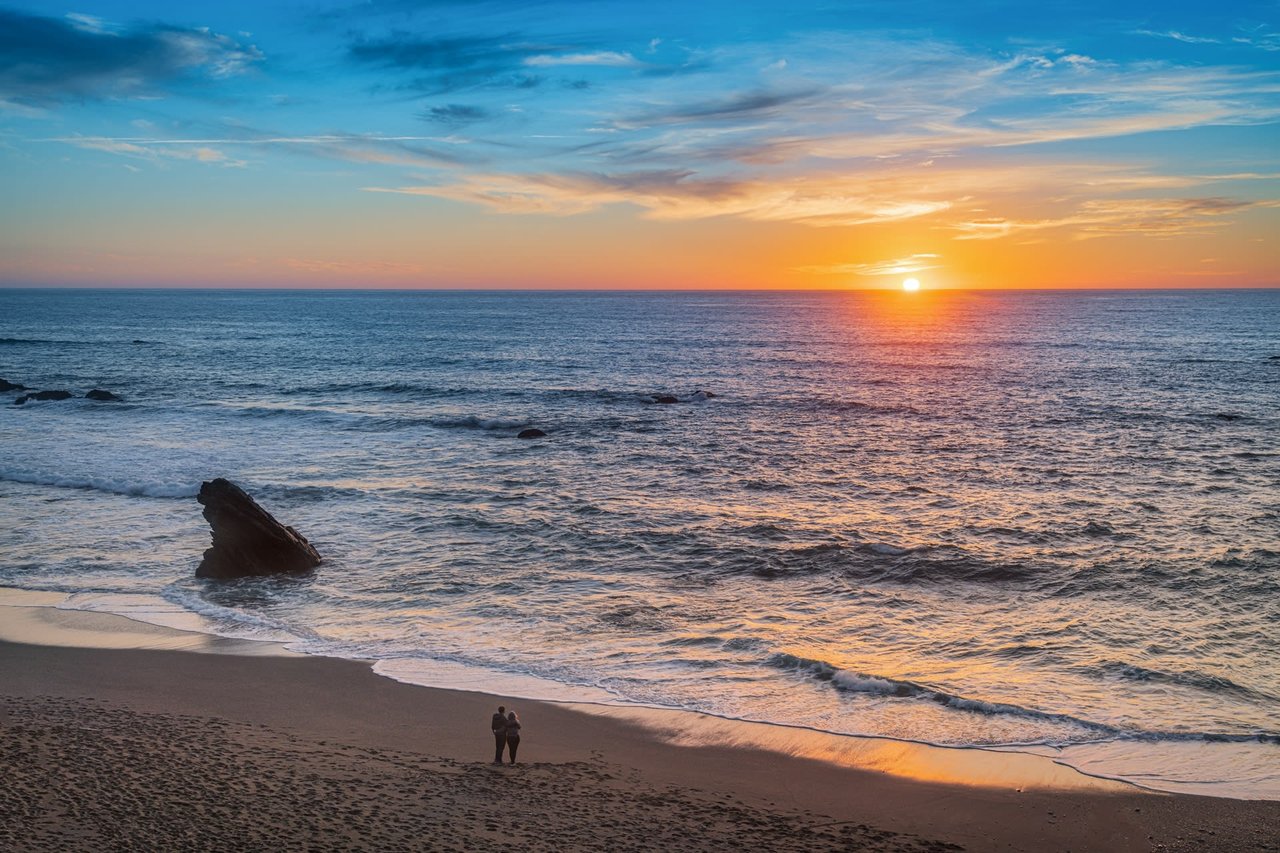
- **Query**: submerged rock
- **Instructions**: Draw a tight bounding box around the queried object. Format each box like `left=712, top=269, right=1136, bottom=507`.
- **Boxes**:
left=85, top=389, right=122, bottom=401
left=517, top=428, right=547, bottom=439
left=195, top=478, right=321, bottom=580
left=14, top=390, right=73, bottom=405
left=651, top=395, right=679, bottom=404
left=0, top=379, right=27, bottom=392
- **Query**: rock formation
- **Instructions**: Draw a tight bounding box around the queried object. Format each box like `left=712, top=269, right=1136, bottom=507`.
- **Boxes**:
left=517, top=428, right=547, bottom=438
left=85, top=389, right=122, bottom=401
left=14, top=390, right=73, bottom=405
left=0, top=379, right=26, bottom=392
left=195, top=478, right=321, bottom=579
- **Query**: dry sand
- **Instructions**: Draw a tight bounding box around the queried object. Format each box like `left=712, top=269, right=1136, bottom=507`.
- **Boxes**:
left=1, top=607, right=1277, bottom=852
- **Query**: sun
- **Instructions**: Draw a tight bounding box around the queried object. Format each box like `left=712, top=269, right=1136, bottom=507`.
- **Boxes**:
left=902, top=278, right=921, bottom=292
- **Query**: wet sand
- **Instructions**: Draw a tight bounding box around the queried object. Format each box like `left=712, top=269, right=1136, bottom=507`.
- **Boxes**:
left=1, top=608, right=1277, bottom=852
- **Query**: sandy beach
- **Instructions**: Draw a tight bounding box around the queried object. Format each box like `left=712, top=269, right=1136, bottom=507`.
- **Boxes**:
left=1, top=606, right=1277, bottom=852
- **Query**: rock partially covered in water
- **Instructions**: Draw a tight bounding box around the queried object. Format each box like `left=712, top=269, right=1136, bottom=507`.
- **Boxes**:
left=196, top=478, right=321, bottom=579
left=517, top=428, right=547, bottom=439
left=651, top=395, right=679, bottom=404
left=14, top=390, right=73, bottom=405
left=85, top=389, right=122, bottom=401
left=0, top=379, right=27, bottom=392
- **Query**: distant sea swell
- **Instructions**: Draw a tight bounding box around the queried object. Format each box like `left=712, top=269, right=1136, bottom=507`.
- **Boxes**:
left=1, top=288, right=1278, bottom=798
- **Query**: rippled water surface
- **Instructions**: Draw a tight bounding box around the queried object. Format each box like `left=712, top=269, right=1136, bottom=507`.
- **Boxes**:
left=1, top=289, right=1277, bottom=796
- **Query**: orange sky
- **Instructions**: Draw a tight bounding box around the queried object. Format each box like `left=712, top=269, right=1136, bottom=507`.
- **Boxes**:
left=1, top=2, right=1277, bottom=288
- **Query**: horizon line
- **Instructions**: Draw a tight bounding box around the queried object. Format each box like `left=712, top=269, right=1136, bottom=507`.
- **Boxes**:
left=1, top=284, right=1277, bottom=294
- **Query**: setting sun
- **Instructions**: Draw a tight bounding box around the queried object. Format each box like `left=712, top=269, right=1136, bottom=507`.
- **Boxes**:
left=902, top=278, right=921, bottom=292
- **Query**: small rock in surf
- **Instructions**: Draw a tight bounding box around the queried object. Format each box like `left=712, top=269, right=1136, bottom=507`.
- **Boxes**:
left=13, top=390, right=74, bottom=405
left=517, top=428, right=547, bottom=439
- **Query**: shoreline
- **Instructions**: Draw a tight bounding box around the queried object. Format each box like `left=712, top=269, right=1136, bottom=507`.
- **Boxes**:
left=3, top=590, right=1275, bottom=801
left=2, top=604, right=1279, bottom=851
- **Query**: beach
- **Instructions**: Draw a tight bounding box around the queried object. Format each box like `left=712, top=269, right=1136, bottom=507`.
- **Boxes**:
left=2, top=606, right=1277, bottom=852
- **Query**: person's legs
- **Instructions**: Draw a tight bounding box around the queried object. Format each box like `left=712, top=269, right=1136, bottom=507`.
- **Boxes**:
left=507, top=737, right=519, bottom=764
left=493, top=732, right=506, bottom=763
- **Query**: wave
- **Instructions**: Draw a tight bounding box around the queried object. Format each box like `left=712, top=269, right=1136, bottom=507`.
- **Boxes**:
left=721, top=539, right=1037, bottom=585
left=851, top=545, right=1036, bottom=585
left=429, top=414, right=531, bottom=431
left=0, top=467, right=199, bottom=498
left=159, top=585, right=318, bottom=643
left=1087, top=661, right=1279, bottom=702
left=791, top=395, right=921, bottom=417
left=0, top=337, right=74, bottom=345
left=206, top=402, right=536, bottom=434
left=766, top=654, right=1280, bottom=746
left=0, top=469, right=373, bottom=504
left=278, top=381, right=472, bottom=398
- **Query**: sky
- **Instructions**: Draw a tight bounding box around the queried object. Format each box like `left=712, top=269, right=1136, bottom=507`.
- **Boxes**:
left=1, top=0, right=1278, bottom=289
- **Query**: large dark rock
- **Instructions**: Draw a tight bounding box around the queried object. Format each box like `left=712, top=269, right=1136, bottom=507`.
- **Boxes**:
left=0, top=379, right=26, bottom=392
left=195, top=478, right=321, bottom=579
left=14, top=390, right=73, bottom=405
left=652, top=395, right=679, bottom=404
left=85, top=389, right=122, bottom=401
left=517, top=428, right=547, bottom=439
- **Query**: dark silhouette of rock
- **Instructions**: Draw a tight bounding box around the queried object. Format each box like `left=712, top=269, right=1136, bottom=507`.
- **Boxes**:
left=517, top=428, right=547, bottom=438
left=652, top=395, right=679, bottom=404
left=85, top=389, right=122, bottom=401
left=14, top=390, right=73, bottom=405
left=0, top=379, right=26, bottom=392
left=195, top=478, right=321, bottom=579
left=691, top=390, right=717, bottom=399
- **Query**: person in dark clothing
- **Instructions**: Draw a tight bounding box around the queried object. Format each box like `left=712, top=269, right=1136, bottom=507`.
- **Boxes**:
left=491, top=705, right=507, bottom=764
left=505, top=711, right=522, bottom=764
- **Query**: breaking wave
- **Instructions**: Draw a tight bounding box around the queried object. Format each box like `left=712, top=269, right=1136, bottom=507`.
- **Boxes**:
left=0, top=467, right=199, bottom=498
left=766, top=654, right=1280, bottom=745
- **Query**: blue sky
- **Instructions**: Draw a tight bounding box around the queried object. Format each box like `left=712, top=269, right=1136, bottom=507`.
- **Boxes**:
left=1, top=1, right=1277, bottom=287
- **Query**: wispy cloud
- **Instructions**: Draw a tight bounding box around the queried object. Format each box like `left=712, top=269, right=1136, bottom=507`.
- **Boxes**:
left=346, top=32, right=554, bottom=93
left=0, top=8, right=262, bottom=106
left=951, top=197, right=1273, bottom=240
left=57, top=136, right=247, bottom=167
left=526, top=51, right=638, bottom=68
left=1135, top=29, right=1220, bottom=45
left=1232, top=24, right=1280, bottom=52
left=797, top=254, right=943, bottom=276
left=48, top=132, right=479, bottom=169
left=420, top=103, right=490, bottom=126
left=365, top=169, right=952, bottom=226
left=612, top=88, right=822, bottom=129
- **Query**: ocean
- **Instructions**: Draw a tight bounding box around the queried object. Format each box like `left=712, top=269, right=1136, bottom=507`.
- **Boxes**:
left=1, top=288, right=1277, bottom=798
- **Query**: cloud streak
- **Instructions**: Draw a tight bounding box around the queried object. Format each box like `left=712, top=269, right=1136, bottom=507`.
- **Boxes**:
left=48, top=132, right=478, bottom=169
left=950, top=198, right=1273, bottom=240
left=365, top=169, right=953, bottom=226
left=797, top=254, right=943, bottom=276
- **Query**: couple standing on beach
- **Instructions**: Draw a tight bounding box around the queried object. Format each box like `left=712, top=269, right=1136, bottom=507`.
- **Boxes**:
left=491, top=705, right=522, bottom=764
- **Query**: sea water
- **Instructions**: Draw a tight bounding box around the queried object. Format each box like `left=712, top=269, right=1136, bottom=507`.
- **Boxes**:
left=1, top=288, right=1277, bottom=797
